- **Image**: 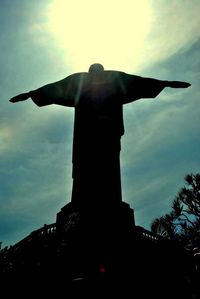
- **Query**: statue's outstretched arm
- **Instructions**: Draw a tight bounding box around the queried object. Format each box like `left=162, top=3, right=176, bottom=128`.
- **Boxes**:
left=9, top=73, right=83, bottom=107
left=9, top=92, right=31, bottom=103
left=121, top=73, right=191, bottom=104
left=164, top=81, right=191, bottom=88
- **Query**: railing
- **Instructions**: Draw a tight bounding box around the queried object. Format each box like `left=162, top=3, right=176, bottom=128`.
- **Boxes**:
left=9, top=223, right=57, bottom=254
left=1, top=223, right=162, bottom=256
left=134, top=225, right=162, bottom=242
left=0, top=223, right=57, bottom=273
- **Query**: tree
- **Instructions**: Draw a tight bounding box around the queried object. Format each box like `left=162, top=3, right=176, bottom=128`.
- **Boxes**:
left=151, top=173, right=200, bottom=248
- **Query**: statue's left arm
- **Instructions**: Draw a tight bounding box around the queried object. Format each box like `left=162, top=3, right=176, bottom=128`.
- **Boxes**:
left=121, top=73, right=191, bottom=104
left=165, top=81, right=191, bottom=88
left=138, top=77, right=191, bottom=96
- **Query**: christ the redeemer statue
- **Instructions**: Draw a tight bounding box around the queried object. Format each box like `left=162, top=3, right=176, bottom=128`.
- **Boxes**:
left=10, top=63, right=191, bottom=208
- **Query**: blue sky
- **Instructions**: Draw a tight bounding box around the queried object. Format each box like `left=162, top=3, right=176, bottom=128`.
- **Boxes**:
left=0, top=0, right=200, bottom=247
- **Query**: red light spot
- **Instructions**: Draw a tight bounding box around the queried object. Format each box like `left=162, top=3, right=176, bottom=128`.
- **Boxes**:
left=99, top=265, right=106, bottom=273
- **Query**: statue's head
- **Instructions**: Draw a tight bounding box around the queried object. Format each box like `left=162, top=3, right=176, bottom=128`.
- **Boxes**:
left=88, top=63, right=104, bottom=73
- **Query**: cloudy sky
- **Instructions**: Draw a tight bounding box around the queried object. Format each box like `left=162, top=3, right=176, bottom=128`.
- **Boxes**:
left=0, top=0, right=200, bottom=247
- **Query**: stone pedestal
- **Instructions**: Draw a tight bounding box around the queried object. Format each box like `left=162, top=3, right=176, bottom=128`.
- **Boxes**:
left=55, top=201, right=135, bottom=280
left=56, top=201, right=135, bottom=239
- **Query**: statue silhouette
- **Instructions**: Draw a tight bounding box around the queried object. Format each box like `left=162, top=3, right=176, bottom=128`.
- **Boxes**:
left=10, top=63, right=191, bottom=207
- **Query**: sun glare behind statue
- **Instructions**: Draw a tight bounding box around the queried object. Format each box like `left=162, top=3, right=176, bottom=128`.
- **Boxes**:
left=47, top=0, right=153, bottom=72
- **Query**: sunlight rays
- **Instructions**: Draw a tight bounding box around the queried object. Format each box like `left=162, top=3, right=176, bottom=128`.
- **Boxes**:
left=46, top=0, right=153, bottom=71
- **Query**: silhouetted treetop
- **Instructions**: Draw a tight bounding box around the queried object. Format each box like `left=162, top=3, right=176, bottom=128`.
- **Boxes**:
left=151, top=173, right=200, bottom=248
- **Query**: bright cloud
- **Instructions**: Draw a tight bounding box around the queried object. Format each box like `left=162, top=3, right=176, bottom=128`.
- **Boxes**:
left=143, top=0, right=200, bottom=66
left=46, top=0, right=153, bottom=71
left=29, top=0, right=200, bottom=72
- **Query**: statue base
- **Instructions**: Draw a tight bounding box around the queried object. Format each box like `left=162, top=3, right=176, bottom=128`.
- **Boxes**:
left=55, top=201, right=135, bottom=281
left=56, top=200, right=135, bottom=238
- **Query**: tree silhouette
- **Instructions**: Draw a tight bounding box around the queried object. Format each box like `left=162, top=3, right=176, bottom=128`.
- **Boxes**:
left=151, top=173, right=200, bottom=248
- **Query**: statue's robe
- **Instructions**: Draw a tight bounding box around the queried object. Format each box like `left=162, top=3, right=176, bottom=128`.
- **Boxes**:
left=30, top=71, right=166, bottom=207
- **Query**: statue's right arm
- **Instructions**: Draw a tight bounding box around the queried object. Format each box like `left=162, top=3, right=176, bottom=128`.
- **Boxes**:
left=9, top=92, right=31, bottom=103
left=9, top=73, right=84, bottom=107
left=9, top=80, right=75, bottom=107
left=9, top=87, right=63, bottom=107
left=9, top=72, right=85, bottom=107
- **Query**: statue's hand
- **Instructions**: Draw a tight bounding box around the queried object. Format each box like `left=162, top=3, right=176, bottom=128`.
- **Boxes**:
left=168, top=81, right=191, bottom=88
left=9, top=92, right=30, bottom=103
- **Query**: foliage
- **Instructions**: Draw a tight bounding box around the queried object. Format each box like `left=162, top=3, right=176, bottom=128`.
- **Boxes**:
left=151, top=173, right=200, bottom=248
